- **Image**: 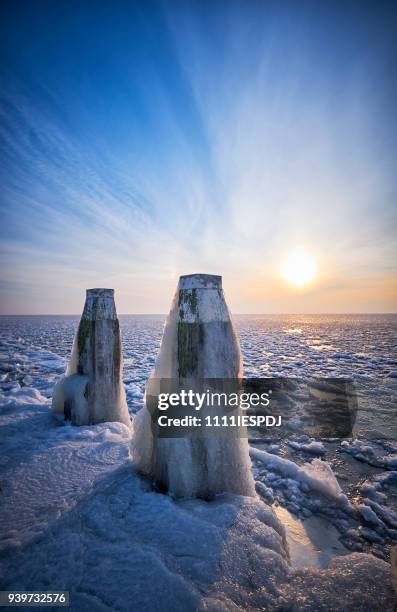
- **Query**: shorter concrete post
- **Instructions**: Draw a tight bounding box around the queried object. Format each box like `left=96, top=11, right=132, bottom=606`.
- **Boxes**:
left=52, top=288, right=130, bottom=427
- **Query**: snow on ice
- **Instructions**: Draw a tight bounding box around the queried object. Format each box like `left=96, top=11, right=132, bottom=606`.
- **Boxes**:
left=0, top=315, right=396, bottom=610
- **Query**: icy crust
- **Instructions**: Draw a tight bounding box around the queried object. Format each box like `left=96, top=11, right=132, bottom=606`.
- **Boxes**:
left=0, top=400, right=131, bottom=553
left=1, top=315, right=397, bottom=607
left=288, top=439, right=326, bottom=455
left=279, top=553, right=396, bottom=611
left=250, top=449, right=345, bottom=502
left=251, top=440, right=397, bottom=563
left=342, top=439, right=397, bottom=468
left=1, top=391, right=396, bottom=611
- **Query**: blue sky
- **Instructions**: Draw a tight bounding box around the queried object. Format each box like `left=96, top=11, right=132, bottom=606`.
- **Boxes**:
left=0, top=0, right=396, bottom=314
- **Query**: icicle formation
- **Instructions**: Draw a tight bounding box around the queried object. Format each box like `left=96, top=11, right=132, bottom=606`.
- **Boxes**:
left=52, top=288, right=130, bottom=427
left=133, top=274, right=255, bottom=499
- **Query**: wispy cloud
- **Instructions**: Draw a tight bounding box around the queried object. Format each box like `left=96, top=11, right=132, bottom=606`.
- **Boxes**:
left=0, top=0, right=396, bottom=313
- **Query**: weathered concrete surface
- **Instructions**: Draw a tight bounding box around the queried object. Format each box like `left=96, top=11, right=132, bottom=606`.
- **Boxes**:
left=176, top=274, right=242, bottom=378
left=52, top=289, right=130, bottom=427
left=133, top=274, right=255, bottom=499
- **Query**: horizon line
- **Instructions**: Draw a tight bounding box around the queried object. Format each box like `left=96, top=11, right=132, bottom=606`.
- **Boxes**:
left=0, top=312, right=396, bottom=317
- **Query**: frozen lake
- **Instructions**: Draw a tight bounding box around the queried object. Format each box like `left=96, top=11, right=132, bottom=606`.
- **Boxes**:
left=0, top=314, right=396, bottom=609
left=1, top=313, right=397, bottom=408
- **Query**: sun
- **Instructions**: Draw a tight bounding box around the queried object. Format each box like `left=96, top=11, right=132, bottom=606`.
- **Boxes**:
left=281, top=248, right=317, bottom=288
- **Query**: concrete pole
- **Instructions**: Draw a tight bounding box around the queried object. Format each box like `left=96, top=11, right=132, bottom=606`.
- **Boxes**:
left=133, top=274, right=255, bottom=499
left=52, top=288, right=130, bottom=427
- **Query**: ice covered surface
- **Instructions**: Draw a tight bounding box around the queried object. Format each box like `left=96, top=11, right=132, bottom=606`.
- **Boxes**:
left=250, top=448, right=344, bottom=502
left=274, top=505, right=349, bottom=568
left=0, top=386, right=395, bottom=610
left=2, top=313, right=396, bottom=415
left=341, top=439, right=397, bottom=470
left=288, top=438, right=326, bottom=455
left=1, top=315, right=397, bottom=609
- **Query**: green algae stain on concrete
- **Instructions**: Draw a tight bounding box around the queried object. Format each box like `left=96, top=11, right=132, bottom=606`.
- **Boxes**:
left=177, top=322, right=203, bottom=377
left=177, top=288, right=201, bottom=376
left=112, top=320, right=121, bottom=373
left=178, top=288, right=198, bottom=321
left=77, top=319, right=91, bottom=360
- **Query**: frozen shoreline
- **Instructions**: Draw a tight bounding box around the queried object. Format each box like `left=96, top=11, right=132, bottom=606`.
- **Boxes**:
left=1, top=315, right=396, bottom=609
left=0, top=392, right=395, bottom=610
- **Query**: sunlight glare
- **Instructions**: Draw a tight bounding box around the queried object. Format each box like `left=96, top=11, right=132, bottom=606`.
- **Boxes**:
left=281, top=248, right=317, bottom=288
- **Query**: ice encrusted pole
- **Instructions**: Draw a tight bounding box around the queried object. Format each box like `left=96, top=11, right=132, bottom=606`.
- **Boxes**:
left=52, top=288, right=130, bottom=427
left=133, top=274, right=255, bottom=499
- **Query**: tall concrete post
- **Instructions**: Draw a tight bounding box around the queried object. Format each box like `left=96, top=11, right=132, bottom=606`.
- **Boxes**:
left=133, top=274, right=255, bottom=499
left=52, top=288, right=130, bottom=427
